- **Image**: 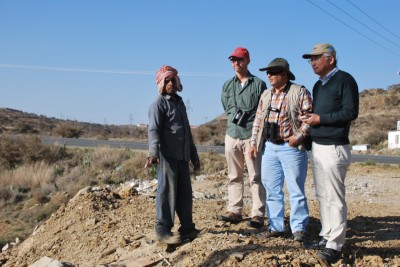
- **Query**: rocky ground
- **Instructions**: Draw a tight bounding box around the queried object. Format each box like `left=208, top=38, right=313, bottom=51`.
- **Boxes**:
left=1, top=163, right=399, bottom=267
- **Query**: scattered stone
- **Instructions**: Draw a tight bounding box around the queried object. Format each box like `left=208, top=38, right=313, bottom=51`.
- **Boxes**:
left=28, top=256, right=73, bottom=267
left=229, top=252, right=244, bottom=262
left=1, top=243, right=9, bottom=252
left=118, top=185, right=138, bottom=198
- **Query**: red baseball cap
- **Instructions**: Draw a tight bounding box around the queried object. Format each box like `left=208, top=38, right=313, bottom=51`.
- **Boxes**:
left=228, top=47, right=250, bottom=59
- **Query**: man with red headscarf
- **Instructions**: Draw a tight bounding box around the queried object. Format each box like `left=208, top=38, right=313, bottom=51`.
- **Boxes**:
left=146, top=65, right=200, bottom=244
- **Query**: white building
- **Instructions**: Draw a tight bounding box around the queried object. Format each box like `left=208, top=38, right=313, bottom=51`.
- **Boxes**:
left=352, top=144, right=370, bottom=151
left=388, top=120, right=400, bottom=149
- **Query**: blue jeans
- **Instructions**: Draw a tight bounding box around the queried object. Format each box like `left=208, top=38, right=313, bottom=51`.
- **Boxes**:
left=261, top=142, right=309, bottom=233
left=155, top=154, right=195, bottom=236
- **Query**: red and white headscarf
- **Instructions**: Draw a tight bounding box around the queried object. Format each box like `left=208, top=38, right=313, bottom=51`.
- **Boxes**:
left=155, top=65, right=183, bottom=94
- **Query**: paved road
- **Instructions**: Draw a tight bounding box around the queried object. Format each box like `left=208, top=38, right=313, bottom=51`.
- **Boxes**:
left=42, top=136, right=400, bottom=165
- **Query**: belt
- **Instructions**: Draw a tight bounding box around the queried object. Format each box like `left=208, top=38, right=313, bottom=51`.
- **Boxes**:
left=267, top=139, right=285, bottom=145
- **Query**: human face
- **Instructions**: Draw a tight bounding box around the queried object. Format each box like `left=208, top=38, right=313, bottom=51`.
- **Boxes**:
left=267, top=70, right=288, bottom=90
left=230, top=57, right=249, bottom=75
left=308, top=54, right=334, bottom=77
left=164, top=77, right=177, bottom=95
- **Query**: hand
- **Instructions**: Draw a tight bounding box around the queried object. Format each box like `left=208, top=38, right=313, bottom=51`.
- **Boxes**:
left=284, top=135, right=300, bottom=147
left=192, top=160, right=201, bottom=171
left=248, top=146, right=258, bottom=160
left=299, top=112, right=320, bottom=126
left=298, top=110, right=311, bottom=121
left=144, top=156, right=159, bottom=169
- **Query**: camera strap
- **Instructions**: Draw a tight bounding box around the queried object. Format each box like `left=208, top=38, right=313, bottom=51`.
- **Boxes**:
left=266, top=88, right=286, bottom=124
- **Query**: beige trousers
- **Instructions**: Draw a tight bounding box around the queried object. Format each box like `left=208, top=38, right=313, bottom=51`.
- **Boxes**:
left=311, top=142, right=351, bottom=251
left=224, top=134, right=266, bottom=217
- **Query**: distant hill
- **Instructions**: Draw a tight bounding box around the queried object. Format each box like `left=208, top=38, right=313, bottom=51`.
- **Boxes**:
left=1, top=84, right=399, bottom=147
left=0, top=108, right=147, bottom=141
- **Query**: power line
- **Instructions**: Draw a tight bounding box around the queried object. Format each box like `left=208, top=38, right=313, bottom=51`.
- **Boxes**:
left=305, top=0, right=400, bottom=57
left=346, top=0, right=400, bottom=42
left=0, top=64, right=231, bottom=78
left=325, top=0, right=400, bottom=49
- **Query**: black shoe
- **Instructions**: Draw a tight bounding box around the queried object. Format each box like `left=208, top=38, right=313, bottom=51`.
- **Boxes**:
left=318, top=237, right=328, bottom=248
left=317, top=248, right=341, bottom=266
left=246, top=216, right=264, bottom=228
left=180, top=228, right=201, bottom=242
left=304, top=237, right=327, bottom=249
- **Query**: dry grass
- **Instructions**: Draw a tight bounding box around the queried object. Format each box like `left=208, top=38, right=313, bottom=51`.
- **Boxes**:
left=0, top=141, right=227, bottom=247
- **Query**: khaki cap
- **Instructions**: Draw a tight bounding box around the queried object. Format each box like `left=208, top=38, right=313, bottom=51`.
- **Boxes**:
left=302, top=43, right=336, bottom=59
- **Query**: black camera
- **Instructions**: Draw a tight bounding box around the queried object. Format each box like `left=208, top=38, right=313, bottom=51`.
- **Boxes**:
left=264, top=122, right=278, bottom=141
left=231, top=108, right=248, bottom=127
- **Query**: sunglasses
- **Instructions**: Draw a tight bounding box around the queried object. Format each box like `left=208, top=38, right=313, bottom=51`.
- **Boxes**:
left=267, top=70, right=284, bottom=76
left=230, top=57, right=244, bottom=63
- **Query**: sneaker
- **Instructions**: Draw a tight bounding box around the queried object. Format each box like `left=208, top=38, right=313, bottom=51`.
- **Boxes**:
left=317, top=248, right=341, bottom=266
left=246, top=216, right=264, bottom=228
left=180, top=228, right=201, bottom=242
left=256, top=229, right=285, bottom=240
left=217, top=212, right=243, bottom=223
left=292, top=230, right=305, bottom=242
left=156, top=232, right=181, bottom=245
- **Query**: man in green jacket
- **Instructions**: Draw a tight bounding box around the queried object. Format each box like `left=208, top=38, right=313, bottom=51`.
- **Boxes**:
left=218, top=47, right=266, bottom=228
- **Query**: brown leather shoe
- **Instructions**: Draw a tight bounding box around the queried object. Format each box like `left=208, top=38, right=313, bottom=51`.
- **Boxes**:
left=217, top=212, right=242, bottom=223
left=156, top=233, right=182, bottom=245
left=256, top=229, right=285, bottom=240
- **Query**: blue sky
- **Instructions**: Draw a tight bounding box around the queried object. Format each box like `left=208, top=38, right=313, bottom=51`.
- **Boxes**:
left=1, top=0, right=399, bottom=126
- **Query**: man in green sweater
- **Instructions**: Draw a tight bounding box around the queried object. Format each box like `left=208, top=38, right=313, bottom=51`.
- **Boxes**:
left=219, top=47, right=266, bottom=228
left=301, top=43, right=359, bottom=266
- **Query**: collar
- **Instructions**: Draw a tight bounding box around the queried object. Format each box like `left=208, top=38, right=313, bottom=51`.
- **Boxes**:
left=234, top=71, right=253, bottom=82
left=320, top=67, right=338, bottom=85
left=273, top=81, right=291, bottom=94
left=162, top=93, right=181, bottom=101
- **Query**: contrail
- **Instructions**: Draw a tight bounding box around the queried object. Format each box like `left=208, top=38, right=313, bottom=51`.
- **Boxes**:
left=0, top=64, right=230, bottom=77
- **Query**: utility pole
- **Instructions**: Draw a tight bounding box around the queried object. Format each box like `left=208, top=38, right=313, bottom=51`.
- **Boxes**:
left=185, top=99, right=193, bottom=119
left=129, top=114, right=133, bottom=138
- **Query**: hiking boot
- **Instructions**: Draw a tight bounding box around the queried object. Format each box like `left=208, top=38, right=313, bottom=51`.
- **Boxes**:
left=304, top=237, right=328, bottom=250
left=156, top=232, right=181, bottom=245
left=292, top=230, right=305, bottom=242
left=256, top=229, right=285, bottom=240
left=317, top=248, right=341, bottom=266
left=180, top=228, right=201, bottom=242
left=217, top=212, right=242, bottom=223
left=246, top=216, right=264, bottom=228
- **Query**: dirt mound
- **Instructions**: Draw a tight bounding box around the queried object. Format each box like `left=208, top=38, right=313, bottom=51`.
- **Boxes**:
left=1, top=165, right=400, bottom=266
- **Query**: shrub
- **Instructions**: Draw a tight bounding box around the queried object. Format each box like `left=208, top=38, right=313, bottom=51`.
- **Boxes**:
left=0, top=135, right=69, bottom=170
left=54, top=123, right=83, bottom=138
left=193, top=124, right=226, bottom=146
left=362, top=130, right=387, bottom=146
left=199, top=152, right=226, bottom=175
left=15, top=122, right=39, bottom=134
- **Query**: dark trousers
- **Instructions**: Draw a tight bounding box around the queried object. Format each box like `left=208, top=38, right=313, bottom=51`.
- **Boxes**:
left=155, top=154, right=195, bottom=236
